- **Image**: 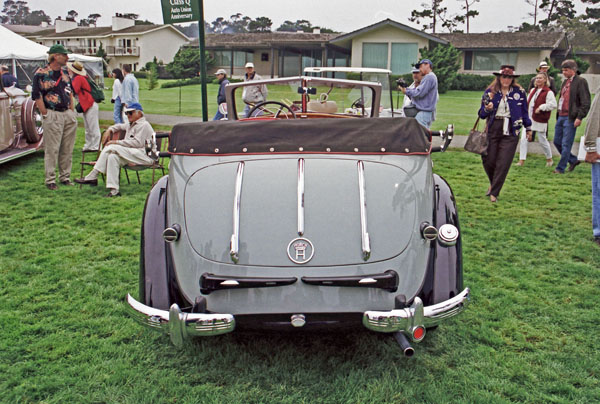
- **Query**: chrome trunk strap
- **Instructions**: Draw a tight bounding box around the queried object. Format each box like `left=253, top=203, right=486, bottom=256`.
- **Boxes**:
left=230, top=161, right=245, bottom=263
left=357, top=160, right=371, bottom=260
left=297, top=158, right=305, bottom=236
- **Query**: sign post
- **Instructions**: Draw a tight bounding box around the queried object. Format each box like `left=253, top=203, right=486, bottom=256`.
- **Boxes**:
left=161, top=0, right=209, bottom=121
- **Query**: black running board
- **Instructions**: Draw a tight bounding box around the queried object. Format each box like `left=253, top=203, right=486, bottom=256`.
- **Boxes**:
left=200, top=273, right=297, bottom=294
left=301, top=270, right=398, bottom=292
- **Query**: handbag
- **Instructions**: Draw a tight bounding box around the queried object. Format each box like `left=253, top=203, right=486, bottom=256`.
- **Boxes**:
left=464, top=117, right=489, bottom=155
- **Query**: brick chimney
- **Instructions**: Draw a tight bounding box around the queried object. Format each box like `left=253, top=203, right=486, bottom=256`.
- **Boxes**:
left=112, top=14, right=135, bottom=31
left=55, top=18, right=77, bottom=33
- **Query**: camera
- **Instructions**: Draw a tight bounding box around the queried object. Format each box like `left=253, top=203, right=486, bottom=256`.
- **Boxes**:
left=396, top=78, right=408, bottom=88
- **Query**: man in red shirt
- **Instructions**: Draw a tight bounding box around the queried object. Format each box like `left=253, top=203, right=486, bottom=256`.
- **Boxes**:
left=68, top=61, right=101, bottom=151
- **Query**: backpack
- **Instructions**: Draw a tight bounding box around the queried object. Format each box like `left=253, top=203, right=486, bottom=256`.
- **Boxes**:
left=85, top=76, right=105, bottom=103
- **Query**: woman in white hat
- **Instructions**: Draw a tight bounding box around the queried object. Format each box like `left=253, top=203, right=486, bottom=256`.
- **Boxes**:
left=68, top=61, right=101, bottom=151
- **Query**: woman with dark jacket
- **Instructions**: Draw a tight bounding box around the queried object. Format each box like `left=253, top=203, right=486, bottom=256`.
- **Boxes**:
left=111, top=68, right=125, bottom=124
left=478, top=65, right=532, bottom=202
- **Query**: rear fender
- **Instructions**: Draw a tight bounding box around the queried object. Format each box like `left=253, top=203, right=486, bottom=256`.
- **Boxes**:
left=419, top=174, right=463, bottom=305
left=139, top=175, right=186, bottom=310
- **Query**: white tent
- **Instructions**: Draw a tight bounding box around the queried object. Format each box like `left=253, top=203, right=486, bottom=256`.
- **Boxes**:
left=0, top=25, right=104, bottom=87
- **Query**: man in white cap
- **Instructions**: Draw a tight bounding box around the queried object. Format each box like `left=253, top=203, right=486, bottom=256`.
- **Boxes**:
left=67, top=61, right=101, bottom=151
left=528, top=61, right=557, bottom=94
left=75, top=102, right=154, bottom=197
left=242, top=62, right=268, bottom=117
left=213, top=68, right=229, bottom=120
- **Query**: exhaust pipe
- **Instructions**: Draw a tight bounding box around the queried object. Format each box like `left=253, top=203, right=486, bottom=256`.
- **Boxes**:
left=394, top=332, right=415, bottom=357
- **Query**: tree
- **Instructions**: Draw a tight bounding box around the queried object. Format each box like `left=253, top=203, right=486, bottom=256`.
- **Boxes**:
left=66, top=9, right=78, bottom=21
left=166, top=47, right=214, bottom=79
left=454, top=0, right=479, bottom=33
left=538, top=0, right=576, bottom=27
left=409, top=0, right=455, bottom=33
left=0, top=0, right=50, bottom=25
left=80, top=13, right=101, bottom=27
left=581, top=0, right=600, bottom=33
left=147, top=64, right=158, bottom=90
left=276, top=19, right=313, bottom=32
left=95, top=43, right=110, bottom=76
left=248, top=16, right=272, bottom=32
left=417, top=44, right=461, bottom=93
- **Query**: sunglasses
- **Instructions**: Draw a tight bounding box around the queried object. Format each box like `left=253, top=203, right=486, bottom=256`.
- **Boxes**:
left=500, top=74, right=513, bottom=79
left=125, top=110, right=136, bottom=116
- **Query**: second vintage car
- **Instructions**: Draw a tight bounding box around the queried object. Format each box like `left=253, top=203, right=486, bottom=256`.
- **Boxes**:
left=127, top=75, right=469, bottom=356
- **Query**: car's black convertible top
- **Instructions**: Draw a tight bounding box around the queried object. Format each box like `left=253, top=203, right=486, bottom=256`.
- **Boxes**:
left=169, top=118, right=431, bottom=156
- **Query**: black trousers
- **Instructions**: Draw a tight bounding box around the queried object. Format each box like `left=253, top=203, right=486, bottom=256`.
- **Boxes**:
left=481, top=119, right=519, bottom=197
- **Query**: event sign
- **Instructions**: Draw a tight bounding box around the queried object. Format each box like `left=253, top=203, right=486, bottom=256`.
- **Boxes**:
left=161, top=0, right=199, bottom=24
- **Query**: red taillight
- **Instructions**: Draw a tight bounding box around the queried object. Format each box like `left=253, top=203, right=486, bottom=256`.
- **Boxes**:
left=413, top=326, right=425, bottom=341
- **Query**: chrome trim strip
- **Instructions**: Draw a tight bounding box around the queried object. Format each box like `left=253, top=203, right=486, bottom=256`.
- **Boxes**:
left=357, top=160, right=371, bottom=260
left=230, top=161, right=245, bottom=263
left=126, top=294, right=235, bottom=346
left=362, top=288, right=470, bottom=337
left=297, top=158, right=305, bottom=236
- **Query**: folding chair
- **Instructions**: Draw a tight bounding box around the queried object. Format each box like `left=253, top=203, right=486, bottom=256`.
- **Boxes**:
left=79, top=129, right=125, bottom=188
left=123, top=131, right=169, bottom=187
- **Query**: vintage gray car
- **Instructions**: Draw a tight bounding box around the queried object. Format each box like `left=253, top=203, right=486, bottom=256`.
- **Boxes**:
left=0, top=81, right=43, bottom=164
left=127, top=76, right=469, bottom=356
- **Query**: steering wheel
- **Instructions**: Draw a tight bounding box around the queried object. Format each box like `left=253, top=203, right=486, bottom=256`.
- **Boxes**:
left=247, top=101, right=297, bottom=119
left=351, top=98, right=365, bottom=109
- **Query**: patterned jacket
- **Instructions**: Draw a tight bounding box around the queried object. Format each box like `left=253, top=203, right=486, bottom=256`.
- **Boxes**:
left=478, top=86, right=532, bottom=137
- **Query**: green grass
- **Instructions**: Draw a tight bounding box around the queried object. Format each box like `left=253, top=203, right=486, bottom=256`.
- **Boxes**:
left=1, top=123, right=599, bottom=403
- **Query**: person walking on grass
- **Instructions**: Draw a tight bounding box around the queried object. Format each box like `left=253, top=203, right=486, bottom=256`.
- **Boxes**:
left=121, top=64, right=139, bottom=108
left=242, top=62, right=267, bottom=118
left=111, top=68, right=125, bottom=124
left=516, top=71, right=557, bottom=167
left=553, top=59, right=591, bottom=174
left=32, top=44, right=78, bottom=190
left=75, top=103, right=154, bottom=197
left=583, top=87, right=600, bottom=247
left=68, top=61, right=101, bottom=152
left=478, top=65, right=532, bottom=203
left=213, top=68, right=229, bottom=121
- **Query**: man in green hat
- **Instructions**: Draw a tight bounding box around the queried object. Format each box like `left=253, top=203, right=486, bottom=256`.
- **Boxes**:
left=32, top=44, right=78, bottom=190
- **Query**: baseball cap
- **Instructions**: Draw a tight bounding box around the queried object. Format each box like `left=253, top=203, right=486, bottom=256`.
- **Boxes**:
left=415, top=59, right=433, bottom=68
left=215, top=68, right=227, bottom=75
left=244, top=62, right=254, bottom=68
left=47, top=44, right=69, bottom=55
left=124, top=102, right=143, bottom=113
left=411, top=67, right=420, bottom=73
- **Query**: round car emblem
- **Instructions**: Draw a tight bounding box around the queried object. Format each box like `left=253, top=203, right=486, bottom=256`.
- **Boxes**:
left=287, top=238, right=314, bottom=264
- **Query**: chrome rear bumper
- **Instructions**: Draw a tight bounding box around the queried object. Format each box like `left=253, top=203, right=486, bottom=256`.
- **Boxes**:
left=362, top=287, right=470, bottom=340
left=126, top=294, right=235, bottom=346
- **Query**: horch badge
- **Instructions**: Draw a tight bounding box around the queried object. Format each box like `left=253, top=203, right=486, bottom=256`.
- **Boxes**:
left=287, top=238, right=314, bottom=264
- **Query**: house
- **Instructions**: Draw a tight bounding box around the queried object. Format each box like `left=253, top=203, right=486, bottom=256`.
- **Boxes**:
left=328, top=19, right=448, bottom=75
left=192, top=31, right=345, bottom=78
left=27, top=15, right=191, bottom=71
left=436, top=31, right=569, bottom=75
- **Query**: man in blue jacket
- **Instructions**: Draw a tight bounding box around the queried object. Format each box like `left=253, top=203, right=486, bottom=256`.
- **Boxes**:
left=213, top=69, right=229, bottom=120
left=400, top=59, right=438, bottom=128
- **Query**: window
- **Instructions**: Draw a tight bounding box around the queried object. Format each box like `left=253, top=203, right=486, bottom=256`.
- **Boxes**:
left=233, top=51, right=253, bottom=67
left=390, top=43, right=418, bottom=74
left=468, top=51, right=518, bottom=71
left=212, top=50, right=231, bottom=66
left=362, top=43, right=388, bottom=69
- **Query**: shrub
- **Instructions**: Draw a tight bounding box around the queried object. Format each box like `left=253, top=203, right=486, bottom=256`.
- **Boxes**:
left=418, top=44, right=461, bottom=93
left=133, top=71, right=147, bottom=79
left=453, top=74, right=495, bottom=91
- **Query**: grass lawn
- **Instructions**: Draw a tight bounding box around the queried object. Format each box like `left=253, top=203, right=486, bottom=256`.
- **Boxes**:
left=1, top=122, right=599, bottom=403
left=100, top=78, right=591, bottom=139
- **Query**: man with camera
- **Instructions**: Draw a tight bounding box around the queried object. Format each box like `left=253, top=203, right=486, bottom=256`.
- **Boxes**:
left=399, top=59, right=438, bottom=129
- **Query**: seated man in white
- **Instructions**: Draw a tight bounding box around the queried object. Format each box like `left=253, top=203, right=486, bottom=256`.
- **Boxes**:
left=75, top=102, right=154, bottom=197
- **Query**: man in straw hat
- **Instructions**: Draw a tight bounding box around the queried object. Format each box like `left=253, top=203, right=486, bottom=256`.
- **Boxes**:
left=68, top=61, right=101, bottom=152
left=32, top=44, right=78, bottom=190
left=527, top=60, right=557, bottom=94
left=75, top=102, right=154, bottom=197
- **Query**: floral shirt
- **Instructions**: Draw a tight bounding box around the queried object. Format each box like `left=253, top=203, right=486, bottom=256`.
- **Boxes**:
left=31, top=65, right=73, bottom=111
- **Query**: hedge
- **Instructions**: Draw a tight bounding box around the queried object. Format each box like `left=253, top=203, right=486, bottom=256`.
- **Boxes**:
left=160, top=76, right=243, bottom=88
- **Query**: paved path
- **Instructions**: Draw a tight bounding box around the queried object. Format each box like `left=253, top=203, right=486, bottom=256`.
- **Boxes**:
left=100, top=110, right=579, bottom=157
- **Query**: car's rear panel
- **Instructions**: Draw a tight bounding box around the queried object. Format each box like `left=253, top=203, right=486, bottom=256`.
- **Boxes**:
left=166, top=153, right=434, bottom=315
